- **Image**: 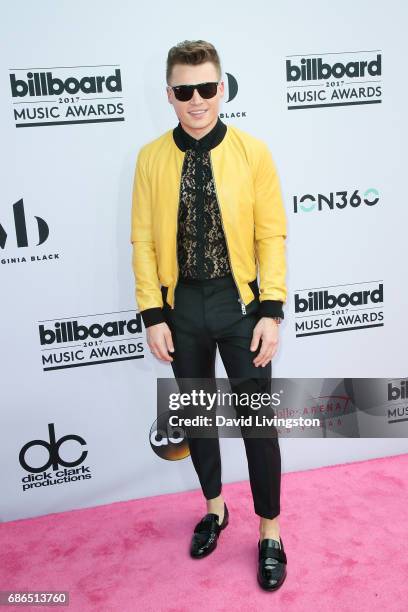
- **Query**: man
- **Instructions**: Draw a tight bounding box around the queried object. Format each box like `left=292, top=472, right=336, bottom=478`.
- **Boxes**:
left=131, top=40, right=288, bottom=591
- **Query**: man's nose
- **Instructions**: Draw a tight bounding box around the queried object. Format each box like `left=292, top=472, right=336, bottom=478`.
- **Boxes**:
left=190, top=88, right=204, bottom=104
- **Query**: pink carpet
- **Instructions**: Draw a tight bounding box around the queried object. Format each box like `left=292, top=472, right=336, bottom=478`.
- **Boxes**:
left=1, top=453, right=407, bottom=611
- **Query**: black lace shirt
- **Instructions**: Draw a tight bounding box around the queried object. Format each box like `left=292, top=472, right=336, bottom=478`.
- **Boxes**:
left=173, top=117, right=231, bottom=280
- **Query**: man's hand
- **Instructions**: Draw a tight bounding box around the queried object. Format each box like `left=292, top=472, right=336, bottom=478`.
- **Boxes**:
left=250, top=317, right=280, bottom=367
left=146, top=322, right=175, bottom=362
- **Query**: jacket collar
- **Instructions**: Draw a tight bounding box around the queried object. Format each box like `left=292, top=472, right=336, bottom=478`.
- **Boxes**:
left=173, top=116, right=227, bottom=152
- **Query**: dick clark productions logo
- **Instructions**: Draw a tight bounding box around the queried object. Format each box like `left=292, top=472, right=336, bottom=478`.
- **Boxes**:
left=19, top=423, right=92, bottom=492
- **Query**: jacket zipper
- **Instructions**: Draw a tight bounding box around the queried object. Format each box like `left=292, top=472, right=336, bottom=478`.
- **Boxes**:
left=209, top=153, right=247, bottom=315
left=172, top=156, right=184, bottom=311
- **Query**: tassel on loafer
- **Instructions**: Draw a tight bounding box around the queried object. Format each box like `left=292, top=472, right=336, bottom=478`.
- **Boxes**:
left=257, top=537, right=287, bottom=591
left=190, top=502, right=229, bottom=558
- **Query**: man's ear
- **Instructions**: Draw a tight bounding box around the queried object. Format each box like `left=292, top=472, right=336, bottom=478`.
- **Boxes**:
left=166, top=86, right=173, bottom=105
left=219, top=80, right=225, bottom=98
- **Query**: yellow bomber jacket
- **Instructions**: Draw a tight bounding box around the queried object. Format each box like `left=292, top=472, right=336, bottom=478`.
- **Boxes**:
left=130, top=122, right=288, bottom=328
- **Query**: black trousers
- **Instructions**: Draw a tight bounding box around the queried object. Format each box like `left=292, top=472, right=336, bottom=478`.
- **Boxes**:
left=162, top=273, right=281, bottom=519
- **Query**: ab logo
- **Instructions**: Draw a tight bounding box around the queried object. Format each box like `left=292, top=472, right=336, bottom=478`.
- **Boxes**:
left=0, top=198, right=49, bottom=249
left=19, top=423, right=88, bottom=473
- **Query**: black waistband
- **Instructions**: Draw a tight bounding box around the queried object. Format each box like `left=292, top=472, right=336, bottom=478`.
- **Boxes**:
left=178, top=273, right=234, bottom=286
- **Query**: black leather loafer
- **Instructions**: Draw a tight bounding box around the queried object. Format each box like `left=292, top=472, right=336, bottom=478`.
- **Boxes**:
left=190, top=502, right=229, bottom=558
left=257, top=537, right=287, bottom=590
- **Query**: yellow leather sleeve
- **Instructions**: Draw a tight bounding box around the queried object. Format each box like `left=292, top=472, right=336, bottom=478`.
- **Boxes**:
left=130, top=147, right=163, bottom=312
left=253, top=142, right=288, bottom=304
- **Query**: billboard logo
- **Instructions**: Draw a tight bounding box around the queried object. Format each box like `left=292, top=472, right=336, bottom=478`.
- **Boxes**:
left=9, top=64, right=125, bottom=128
left=285, top=51, right=382, bottom=110
left=38, top=311, right=145, bottom=371
left=294, top=281, right=384, bottom=337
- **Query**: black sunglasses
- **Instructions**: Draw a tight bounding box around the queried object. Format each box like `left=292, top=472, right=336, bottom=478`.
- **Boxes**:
left=169, top=81, right=219, bottom=102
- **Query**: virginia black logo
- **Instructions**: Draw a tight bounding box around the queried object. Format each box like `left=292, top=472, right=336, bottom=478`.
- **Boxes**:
left=285, top=51, right=382, bottom=110
left=0, top=198, right=48, bottom=248
left=294, top=281, right=384, bottom=337
left=224, top=72, right=238, bottom=102
left=219, top=72, right=246, bottom=120
left=9, top=65, right=125, bottom=128
left=1, top=198, right=59, bottom=266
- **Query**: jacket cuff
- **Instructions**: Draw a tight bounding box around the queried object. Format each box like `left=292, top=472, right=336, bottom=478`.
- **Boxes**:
left=140, top=307, right=165, bottom=328
left=258, top=300, right=284, bottom=319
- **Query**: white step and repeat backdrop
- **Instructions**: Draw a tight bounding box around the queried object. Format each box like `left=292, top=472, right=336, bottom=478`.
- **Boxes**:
left=1, top=1, right=407, bottom=521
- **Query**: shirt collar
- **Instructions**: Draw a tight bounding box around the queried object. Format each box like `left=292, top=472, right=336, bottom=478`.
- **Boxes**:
left=173, top=117, right=227, bottom=152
